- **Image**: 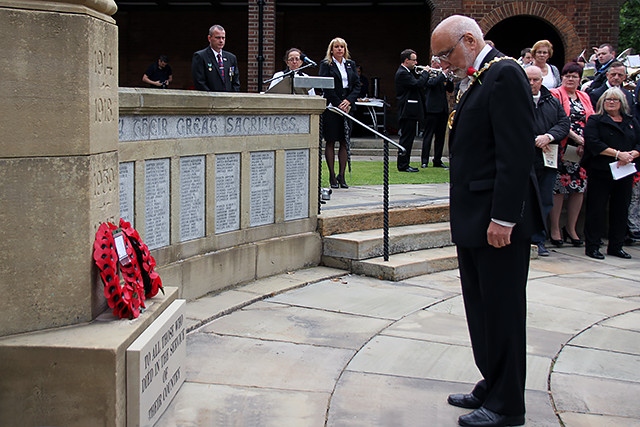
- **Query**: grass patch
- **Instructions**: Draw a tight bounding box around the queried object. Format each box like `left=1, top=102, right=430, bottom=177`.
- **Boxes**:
left=320, top=160, right=450, bottom=187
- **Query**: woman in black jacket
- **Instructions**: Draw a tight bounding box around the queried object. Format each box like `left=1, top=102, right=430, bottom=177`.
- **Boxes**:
left=319, top=37, right=361, bottom=189
left=583, top=87, right=640, bottom=259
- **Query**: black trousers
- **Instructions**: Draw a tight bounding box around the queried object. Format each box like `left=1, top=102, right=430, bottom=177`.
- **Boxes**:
left=457, top=241, right=530, bottom=416
left=584, top=168, right=634, bottom=251
left=397, top=118, right=417, bottom=170
left=421, top=112, right=448, bottom=164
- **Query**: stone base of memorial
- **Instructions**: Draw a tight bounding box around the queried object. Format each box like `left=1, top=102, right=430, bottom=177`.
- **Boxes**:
left=0, top=287, right=180, bottom=426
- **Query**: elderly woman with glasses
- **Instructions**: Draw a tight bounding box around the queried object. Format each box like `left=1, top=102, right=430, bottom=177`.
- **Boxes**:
left=528, top=40, right=561, bottom=89
left=582, top=87, right=640, bottom=259
left=267, top=48, right=315, bottom=95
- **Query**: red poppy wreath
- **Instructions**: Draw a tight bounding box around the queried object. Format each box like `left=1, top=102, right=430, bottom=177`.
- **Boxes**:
left=93, top=219, right=164, bottom=319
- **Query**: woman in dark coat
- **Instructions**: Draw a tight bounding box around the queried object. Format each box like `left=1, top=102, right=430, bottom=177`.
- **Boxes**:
left=583, top=87, right=640, bottom=259
left=318, top=37, right=361, bottom=189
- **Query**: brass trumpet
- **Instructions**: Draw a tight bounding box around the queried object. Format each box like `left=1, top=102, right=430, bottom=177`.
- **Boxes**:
left=414, top=65, right=431, bottom=74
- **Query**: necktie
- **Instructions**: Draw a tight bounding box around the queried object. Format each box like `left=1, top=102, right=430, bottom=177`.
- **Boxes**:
left=217, top=53, right=225, bottom=79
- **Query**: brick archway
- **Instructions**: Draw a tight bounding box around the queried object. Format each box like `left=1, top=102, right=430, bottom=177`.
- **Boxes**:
left=478, top=2, right=583, bottom=63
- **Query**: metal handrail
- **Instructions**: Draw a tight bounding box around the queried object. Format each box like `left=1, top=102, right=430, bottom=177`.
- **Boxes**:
left=327, top=105, right=404, bottom=261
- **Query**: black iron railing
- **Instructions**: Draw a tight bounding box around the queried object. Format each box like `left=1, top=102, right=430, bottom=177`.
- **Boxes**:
left=324, top=105, right=406, bottom=261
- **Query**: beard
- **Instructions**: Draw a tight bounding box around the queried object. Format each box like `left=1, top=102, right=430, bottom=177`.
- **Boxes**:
left=449, top=45, right=479, bottom=81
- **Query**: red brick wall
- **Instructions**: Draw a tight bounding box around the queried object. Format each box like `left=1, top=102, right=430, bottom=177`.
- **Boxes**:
left=115, top=0, right=624, bottom=127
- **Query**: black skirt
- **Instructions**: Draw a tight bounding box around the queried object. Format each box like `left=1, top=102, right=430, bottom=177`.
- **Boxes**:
left=322, top=109, right=351, bottom=142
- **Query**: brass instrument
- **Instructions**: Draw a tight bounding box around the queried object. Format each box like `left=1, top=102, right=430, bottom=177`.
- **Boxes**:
left=416, top=65, right=455, bottom=81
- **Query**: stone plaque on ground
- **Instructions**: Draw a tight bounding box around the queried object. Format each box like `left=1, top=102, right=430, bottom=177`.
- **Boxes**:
left=179, top=156, right=205, bottom=242
left=284, top=149, right=309, bottom=221
left=120, top=161, right=135, bottom=225
left=215, top=153, right=240, bottom=234
left=144, top=158, right=170, bottom=249
left=127, top=299, right=186, bottom=427
left=250, top=151, right=275, bottom=227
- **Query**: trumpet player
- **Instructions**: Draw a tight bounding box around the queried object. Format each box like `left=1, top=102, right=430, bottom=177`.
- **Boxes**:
left=421, top=57, right=454, bottom=168
left=395, top=49, right=430, bottom=172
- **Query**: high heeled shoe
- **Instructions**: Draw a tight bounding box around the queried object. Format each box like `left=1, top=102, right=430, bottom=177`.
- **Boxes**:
left=329, top=174, right=339, bottom=189
left=336, top=174, right=349, bottom=189
left=549, top=237, right=564, bottom=248
left=562, top=226, right=584, bottom=247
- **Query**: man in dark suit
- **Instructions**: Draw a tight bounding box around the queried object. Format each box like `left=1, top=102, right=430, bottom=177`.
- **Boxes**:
left=421, top=58, right=454, bottom=168
left=192, top=24, right=240, bottom=92
left=394, top=49, right=429, bottom=172
left=588, top=61, right=634, bottom=115
left=431, top=15, right=540, bottom=427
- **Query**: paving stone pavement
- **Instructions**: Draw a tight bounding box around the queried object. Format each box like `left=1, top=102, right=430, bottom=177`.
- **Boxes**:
left=156, top=184, right=640, bottom=427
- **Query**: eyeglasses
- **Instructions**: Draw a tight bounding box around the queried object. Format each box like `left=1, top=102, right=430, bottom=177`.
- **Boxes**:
left=604, top=98, right=621, bottom=103
left=433, top=35, right=464, bottom=64
left=562, top=75, right=580, bottom=79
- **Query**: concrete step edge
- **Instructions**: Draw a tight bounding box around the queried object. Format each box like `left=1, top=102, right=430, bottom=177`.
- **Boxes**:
left=323, top=223, right=452, bottom=259
left=350, top=246, right=459, bottom=281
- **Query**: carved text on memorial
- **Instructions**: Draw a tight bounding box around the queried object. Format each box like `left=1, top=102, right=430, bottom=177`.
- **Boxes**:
left=119, top=114, right=310, bottom=141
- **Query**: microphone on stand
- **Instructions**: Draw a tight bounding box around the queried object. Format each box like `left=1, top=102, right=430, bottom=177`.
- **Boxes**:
left=301, top=53, right=317, bottom=67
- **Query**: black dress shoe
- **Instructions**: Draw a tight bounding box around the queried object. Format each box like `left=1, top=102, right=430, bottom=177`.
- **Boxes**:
left=607, top=248, right=632, bottom=259
left=585, top=249, right=605, bottom=260
left=433, top=161, right=447, bottom=168
left=421, top=163, right=428, bottom=168
left=447, top=393, right=483, bottom=409
left=399, top=166, right=419, bottom=172
left=458, top=407, right=525, bottom=427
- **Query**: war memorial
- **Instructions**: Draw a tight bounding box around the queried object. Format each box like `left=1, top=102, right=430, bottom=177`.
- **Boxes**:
left=0, top=1, right=325, bottom=424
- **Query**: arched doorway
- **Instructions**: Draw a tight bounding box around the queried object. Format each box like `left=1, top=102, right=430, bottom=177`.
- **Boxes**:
left=485, top=16, right=565, bottom=69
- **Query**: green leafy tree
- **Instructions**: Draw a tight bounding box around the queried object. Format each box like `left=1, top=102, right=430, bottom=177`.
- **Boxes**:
left=620, top=0, right=640, bottom=54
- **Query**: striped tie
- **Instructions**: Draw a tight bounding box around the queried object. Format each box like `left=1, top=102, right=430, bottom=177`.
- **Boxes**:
left=217, top=53, right=225, bottom=79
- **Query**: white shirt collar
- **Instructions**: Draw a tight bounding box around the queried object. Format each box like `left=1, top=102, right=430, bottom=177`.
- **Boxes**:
left=473, top=44, right=494, bottom=71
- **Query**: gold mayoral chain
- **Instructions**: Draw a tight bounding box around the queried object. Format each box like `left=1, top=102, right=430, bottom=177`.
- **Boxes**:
left=448, top=56, right=517, bottom=129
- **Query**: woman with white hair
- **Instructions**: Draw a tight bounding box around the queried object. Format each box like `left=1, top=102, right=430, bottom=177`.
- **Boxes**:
left=583, top=87, right=640, bottom=259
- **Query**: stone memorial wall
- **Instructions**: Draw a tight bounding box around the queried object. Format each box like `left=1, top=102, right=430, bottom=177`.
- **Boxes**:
left=118, top=89, right=326, bottom=300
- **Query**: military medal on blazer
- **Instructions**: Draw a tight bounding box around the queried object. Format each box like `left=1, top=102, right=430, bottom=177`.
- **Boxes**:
left=448, top=56, right=518, bottom=129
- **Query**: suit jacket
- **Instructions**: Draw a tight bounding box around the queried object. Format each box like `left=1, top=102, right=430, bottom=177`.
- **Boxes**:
left=395, top=65, right=428, bottom=120
left=448, top=48, right=540, bottom=247
left=423, top=71, right=454, bottom=114
left=192, top=47, right=240, bottom=92
left=318, top=58, right=361, bottom=109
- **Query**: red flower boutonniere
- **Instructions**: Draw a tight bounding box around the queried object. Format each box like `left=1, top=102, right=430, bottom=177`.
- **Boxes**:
left=467, top=67, right=482, bottom=84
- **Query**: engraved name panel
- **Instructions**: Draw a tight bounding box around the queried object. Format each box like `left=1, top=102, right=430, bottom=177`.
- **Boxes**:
left=215, top=153, right=241, bottom=234
left=179, top=156, right=205, bottom=242
left=144, top=159, right=170, bottom=249
left=284, top=149, right=309, bottom=221
left=250, top=151, right=275, bottom=227
left=120, top=162, right=135, bottom=225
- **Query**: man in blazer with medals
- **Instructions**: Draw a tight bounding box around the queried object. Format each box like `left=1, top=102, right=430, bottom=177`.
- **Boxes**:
left=192, top=24, right=240, bottom=92
left=431, top=15, right=541, bottom=427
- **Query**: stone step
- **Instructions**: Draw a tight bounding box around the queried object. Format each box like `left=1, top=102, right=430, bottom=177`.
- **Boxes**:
left=323, top=222, right=452, bottom=260
left=352, top=246, right=459, bottom=281
left=318, top=203, right=449, bottom=237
